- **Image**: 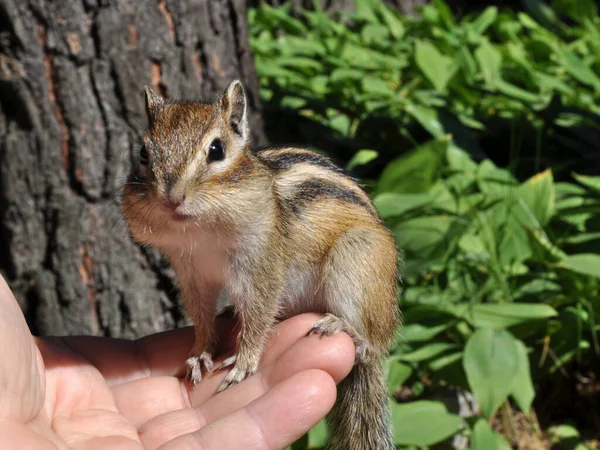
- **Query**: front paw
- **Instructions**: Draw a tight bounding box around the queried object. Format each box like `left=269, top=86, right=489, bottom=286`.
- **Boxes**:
left=217, top=359, right=258, bottom=393
left=186, top=351, right=215, bottom=386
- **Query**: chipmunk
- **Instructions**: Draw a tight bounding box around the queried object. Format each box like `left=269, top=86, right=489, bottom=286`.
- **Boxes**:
left=121, top=80, right=400, bottom=450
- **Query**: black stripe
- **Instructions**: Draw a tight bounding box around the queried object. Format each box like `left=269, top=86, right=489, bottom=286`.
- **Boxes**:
left=258, top=150, right=348, bottom=176
left=284, top=179, right=376, bottom=217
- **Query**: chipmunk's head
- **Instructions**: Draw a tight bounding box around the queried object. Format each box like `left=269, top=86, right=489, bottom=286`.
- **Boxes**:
left=122, top=80, right=259, bottom=244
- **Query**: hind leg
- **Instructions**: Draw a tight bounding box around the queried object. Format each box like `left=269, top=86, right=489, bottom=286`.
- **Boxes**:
left=318, top=227, right=399, bottom=360
left=316, top=228, right=399, bottom=450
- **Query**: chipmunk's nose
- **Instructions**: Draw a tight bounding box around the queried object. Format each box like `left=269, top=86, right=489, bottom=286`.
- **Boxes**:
left=164, top=193, right=185, bottom=209
left=163, top=184, right=186, bottom=210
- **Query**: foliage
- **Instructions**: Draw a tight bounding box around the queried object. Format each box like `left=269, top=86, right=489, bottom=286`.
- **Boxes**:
left=249, top=0, right=600, bottom=176
left=379, top=141, right=600, bottom=448
left=249, top=0, right=600, bottom=448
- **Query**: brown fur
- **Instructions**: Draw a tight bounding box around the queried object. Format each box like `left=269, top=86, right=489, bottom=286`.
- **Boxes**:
left=122, top=81, right=400, bottom=449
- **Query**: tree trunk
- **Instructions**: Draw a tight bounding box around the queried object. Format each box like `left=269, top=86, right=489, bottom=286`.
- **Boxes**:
left=0, top=0, right=264, bottom=338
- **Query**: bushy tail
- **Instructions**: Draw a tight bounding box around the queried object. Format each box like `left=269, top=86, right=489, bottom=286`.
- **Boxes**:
left=326, top=359, right=394, bottom=450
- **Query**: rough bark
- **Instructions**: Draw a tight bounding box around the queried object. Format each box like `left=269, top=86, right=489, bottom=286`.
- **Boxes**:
left=0, top=0, right=264, bottom=338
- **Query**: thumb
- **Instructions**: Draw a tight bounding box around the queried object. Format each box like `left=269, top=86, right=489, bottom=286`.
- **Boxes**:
left=0, top=275, right=45, bottom=422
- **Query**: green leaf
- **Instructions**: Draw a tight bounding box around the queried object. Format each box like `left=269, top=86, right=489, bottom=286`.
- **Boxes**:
left=386, top=359, right=413, bottom=391
left=471, top=419, right=512, bottom=450
left=330, top=67, right=364, bottom=82
left=392, top=215, right=460, bottom=265
left=573, top=173, right=600, bottom=194
left=355, top=0, right=379, bottom=23
left=278, top=36, right=326, bottom=56
left=447, top=145, right=478, bottom=174
left=467, top=303, right=558, bottom=328
left=526, top=226, right=567, bottom=263
left=561, top=48, right=600, bottom=90
left=276, top=56, right=323, bottom=73
left=422, top=302, right=558, bottom=329
left=379, top=5, right=405, bottom=39
left=373, top=193, right=434, bottom=218
left=553, top=0, right=598, bottom=23
left=261, top=5, right=308, bottom=35
left=328, top=112, right=351, bottom=136
left=405, top=104, right=445, bottom=138
left=555, top=254, right=600, bottom=279
left=476, top=159, right=518, bottom=198
left=377, top=139, right=448, bottom=194
left=495, top=79, right=540, bottom=103
left=414, top=40, right=458, bottom=93
left=510, top=340, right=535, bottom=412
left=475, top=39, right=502, bottom=87
left=402, top=323, right=449, bottom=342
left=392, top=401, right=464, bottom=446
left=398, top=343, right=458, bottom=362
left=361, top=76, right=396, bottom=97
left=346, top=149, right=378, bottom=172
left=463, top=328, right=519, bottom=419
left=361, top=23, right=389, bottom=44
left=470, top=7, right=498, bottom=34
left=428, top=351, right=464, bottom=371
left=308, top=419, right=328, bottom=448
left=432, top=0, right=455, bottom=29
left=513, top=279, right=561, bottom=299
left=516, top=169, right=556, bottom=227
left=457, top=45, right=478, bottom=83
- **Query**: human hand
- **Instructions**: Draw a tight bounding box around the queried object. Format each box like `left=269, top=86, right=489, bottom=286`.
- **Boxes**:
left=0, top=275, right=355, bottom=449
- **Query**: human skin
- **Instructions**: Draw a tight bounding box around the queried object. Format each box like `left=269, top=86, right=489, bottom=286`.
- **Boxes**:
left=0, top=275, right=355, bottom=449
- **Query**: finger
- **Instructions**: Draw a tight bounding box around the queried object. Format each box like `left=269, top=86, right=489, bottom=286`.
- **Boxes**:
left=187, top=328, right=355, bottom=405
left=58, top=313, right=319, bottom=386
left=137, top=331, right=354, bottom=447
left=115, top=314, right=342, bottom=427
left=157, top=370, right=337, bottom=450
left=53, top=328, right=194, bottom=386
left=0, top=275, right=45, bottom=422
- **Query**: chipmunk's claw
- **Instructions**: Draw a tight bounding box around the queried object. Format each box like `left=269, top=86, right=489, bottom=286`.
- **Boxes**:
left=185, top=351, right=215, bottom=386
left=217, top=358, right=257, bottom=393
left=214, top=355, right=237, bottom=372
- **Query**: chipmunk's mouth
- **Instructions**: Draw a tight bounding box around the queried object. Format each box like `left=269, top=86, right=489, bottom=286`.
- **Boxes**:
left=170, top=211, right=192, bottom=222
left=160, top=204, right=192, bottom=222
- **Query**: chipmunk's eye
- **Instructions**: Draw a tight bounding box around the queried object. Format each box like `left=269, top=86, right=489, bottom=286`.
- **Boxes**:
left=139, top=145, right=149, bottom=166
left=208, top=139, right=225, bottom=162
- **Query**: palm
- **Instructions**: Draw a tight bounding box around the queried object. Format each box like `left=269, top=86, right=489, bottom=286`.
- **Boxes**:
left=37, top=347, right=142, bottom=449
left=0, top=277, right=354, bottom=449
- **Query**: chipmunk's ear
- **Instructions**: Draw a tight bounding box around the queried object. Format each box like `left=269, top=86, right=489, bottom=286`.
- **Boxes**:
left=221, top=79, right=249, bottom=143
left=144, top=86, right=164, bottom=124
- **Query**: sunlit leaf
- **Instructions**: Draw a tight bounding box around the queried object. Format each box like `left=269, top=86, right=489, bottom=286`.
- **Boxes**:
left=471, top=419, right=512, bottom=450
left=415, top=40, right=458, bottom=93
left=555, top=254, right=600, bottom=279
left=464, top=328, right=519, bottom=418
left=475, top=39, right=502, bottom=87
left=510, top=340, right=535, bottom=412
left=346, top=149, right=378, bottom=172
left=392, top=401, right=464, bottom=446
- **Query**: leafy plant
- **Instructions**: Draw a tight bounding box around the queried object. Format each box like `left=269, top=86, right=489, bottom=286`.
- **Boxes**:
left=249, top=1, right=600, bottom=448
left=379, top=140, right=600, bottom=448
left=250, top=0, right=600, bottom=177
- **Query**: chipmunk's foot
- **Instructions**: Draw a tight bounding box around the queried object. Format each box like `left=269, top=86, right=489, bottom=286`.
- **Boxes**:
left=185, top=351, right=215, bottom=386
left=308, top=313, right=368, bottom=364
left=217, top=357, right=258, bottom=393
left=214, top=355, right=237, bottom=372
